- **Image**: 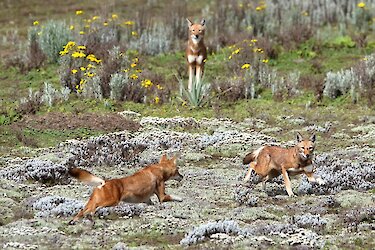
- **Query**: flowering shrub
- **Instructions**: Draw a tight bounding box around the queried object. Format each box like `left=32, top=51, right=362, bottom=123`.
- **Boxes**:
left=55, top=11, right=168, bottom=103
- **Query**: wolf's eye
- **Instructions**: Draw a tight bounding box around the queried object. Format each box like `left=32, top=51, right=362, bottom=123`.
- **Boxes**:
left=301, top=147, right=304, bottom=150
left=192, top=29, right=195, bottom=32
left=199, top=30, right=201, bottom=32
left=309, top=147, right=314, bottom=150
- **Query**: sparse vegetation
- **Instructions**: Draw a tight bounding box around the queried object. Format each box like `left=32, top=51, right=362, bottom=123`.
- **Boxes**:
left=0, top=0, right=374, bottom=249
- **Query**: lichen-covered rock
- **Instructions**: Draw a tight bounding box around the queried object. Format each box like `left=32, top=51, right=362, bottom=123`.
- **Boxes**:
left=233, top=186, right=259, bottom=206
left=112, top=242, right=129, bottom=250
left=140, top=116, right=199, bottom=129
left=291, top=213, right=327, bottom=232
left=0, top=159, right=68, bottom=184
left=281, top=228, right=324, bottom=248
left=180, top=220, right=245, bottom=245
left=31, top=195, right=145, bottom=219
left=299, top=151, right=375, bottom=195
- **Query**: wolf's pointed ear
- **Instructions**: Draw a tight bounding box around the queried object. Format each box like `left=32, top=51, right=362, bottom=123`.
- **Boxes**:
left=310, top=133, right=316, bottom=143
left=160, top=154, right=168, bottom=163
left=200, top=19, right=206, bottom=26
left=296, top=132, right=303, bottom=143
left=186, top=18, right=193, bottom=27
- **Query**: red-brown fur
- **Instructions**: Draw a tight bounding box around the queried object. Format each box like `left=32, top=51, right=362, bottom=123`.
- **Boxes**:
left=68, top=155, right=183, bottom=224
left=186, top=18, right=207, bottom=92
left=243, top=132, right=325, bottom=196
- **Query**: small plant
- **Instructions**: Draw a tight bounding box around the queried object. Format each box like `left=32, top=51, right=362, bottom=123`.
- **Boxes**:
left=36, top=20, right=72, bottom=63
left=179, top=77, right=210, bottom=108
left=130, top=23, right=173, bottom=55
left=323, top=54, right=375, bottom=103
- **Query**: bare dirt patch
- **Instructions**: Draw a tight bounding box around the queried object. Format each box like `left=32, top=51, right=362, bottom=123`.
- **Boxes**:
left=13, top=112, right=140, bottom=132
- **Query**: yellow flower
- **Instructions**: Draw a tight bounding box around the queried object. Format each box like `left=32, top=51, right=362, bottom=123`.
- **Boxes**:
left=79, top=31, right=85, bottom=35
left=80, top=67, right=86, bottom=71
left=262, top=59, right=269, bottom=63
left=86, top=54, right=101, bottom=63
left=132, top=57, right=139, bottom=63
left=71, top=69, right=78, bottom=74
left=228, top=55, right=232, bottom=60
left=86, top=72, right=95, bottom=77
left=77, top=45, right=86, bottom=50
left=131, top=63, right=137, bottom=68
left=250, top=39, right=257, bottom=43
left=130, top=74, right=138, bottom=80
left=71, top=51, right=86, bottom=58
left=357, top=2, right=366, bottom=8
left=84, top=25, right=90, bottom=29
left=154, top=96, right=160, bottom=104
left=131, top=31, right=138, bottom=37
left=66, top=41, right=76, bottom=48
left=241, top=63, right=251, bottom=69
left=123, top=68, right=130, bottom=73
left=232, top=48, right=241, bottom=54
left=69, top=25, right=74, bottom=30
left=76, top=10, right=84, bottom=15
left=136, top=69, right=142, bottom=73
left=302, top=11, right=309, bottom=16
left=103, top=22, right=109, bottom=26
left=124, top=20, right=135, bottom=26
left=255, top=5, right=266, bottom=11
left=87, top=63, right=95, bottom=69
left=156, top=84, right=163, bottom=90
left=141, top=79, right=153, bottom=88
left=92, top=16, right=100, bottom=20
left=60, top=41, right=76, bottom=55
left=33, top=21, right=39, bottom=26
left=112, top=14, right=118, bottom=19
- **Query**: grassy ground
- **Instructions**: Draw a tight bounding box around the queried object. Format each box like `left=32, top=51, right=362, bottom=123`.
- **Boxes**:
left=0, top=1, right=374, bottom=156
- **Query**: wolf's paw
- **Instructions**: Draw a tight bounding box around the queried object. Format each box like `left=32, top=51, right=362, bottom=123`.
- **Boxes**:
left=171, top=195, right=183, bottom=202
left=316, top=178, right=326, bottom=185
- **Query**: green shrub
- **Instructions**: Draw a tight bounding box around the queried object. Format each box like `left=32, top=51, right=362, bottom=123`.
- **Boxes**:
left=38, top=21, right=72, bottom=63
left=179, top=78, right=210, bottom=108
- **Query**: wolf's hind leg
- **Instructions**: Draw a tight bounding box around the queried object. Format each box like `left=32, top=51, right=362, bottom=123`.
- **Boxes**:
left=243, top=162, right=256, bottom=183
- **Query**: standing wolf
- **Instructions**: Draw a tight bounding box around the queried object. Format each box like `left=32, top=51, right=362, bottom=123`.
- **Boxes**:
left=186, top=18, right=207, bottom=92
left=243, top=132, right=325, bottom=196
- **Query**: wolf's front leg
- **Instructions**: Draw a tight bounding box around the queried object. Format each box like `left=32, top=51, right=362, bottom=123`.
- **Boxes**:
left=188, top=65, right=194, bottom=92
left=155, top=182, right=183, bottom=202
left=281, top=167, right=295, bottom=197
left=305, top=172, right=325, bottom=185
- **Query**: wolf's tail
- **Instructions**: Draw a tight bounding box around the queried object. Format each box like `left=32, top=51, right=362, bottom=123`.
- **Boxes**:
left=243, top=146, right=265, bottom=165
left=68, top=168, right=105, bottom=187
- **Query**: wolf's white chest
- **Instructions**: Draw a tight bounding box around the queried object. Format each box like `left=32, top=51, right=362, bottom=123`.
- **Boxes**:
left=187, top=55, right=204, bottom=64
